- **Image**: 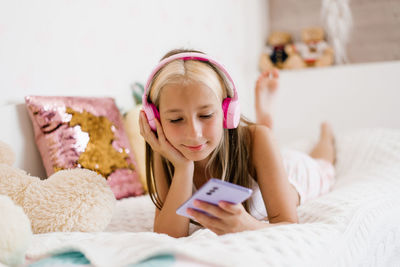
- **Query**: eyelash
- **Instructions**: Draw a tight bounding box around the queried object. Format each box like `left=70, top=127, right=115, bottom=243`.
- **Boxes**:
left=200, top=114, right=213, bottom=119
left=169, top=114, right=214, bottom=123
left=170, top=118, right=182, bottom=123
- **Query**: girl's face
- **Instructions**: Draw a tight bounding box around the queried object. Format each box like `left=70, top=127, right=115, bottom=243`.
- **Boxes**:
left=158, top=81, right=224, bottom=163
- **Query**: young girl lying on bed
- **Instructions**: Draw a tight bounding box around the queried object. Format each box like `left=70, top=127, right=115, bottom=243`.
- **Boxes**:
left=139, top=49, right=336, bottom=238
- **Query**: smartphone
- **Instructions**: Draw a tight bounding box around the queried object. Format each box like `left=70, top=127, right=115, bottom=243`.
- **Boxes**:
left=176, top=178, right=253, bottom=220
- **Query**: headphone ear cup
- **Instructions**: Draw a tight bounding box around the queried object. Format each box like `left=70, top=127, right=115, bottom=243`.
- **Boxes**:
left=142, top=103, right=160, bottom=131
left=222, top=98, right=240, bottom=129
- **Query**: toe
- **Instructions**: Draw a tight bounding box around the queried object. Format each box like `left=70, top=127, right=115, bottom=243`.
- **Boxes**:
left=271, top=68, right=279, bottom=79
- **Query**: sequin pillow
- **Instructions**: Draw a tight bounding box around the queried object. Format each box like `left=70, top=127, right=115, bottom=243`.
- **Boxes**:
left=25, top=96, right=144, bottom=199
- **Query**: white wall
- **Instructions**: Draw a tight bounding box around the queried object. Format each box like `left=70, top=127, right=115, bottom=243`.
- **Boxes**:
left=0, top=0, right=269, bottom=119
left=273, top=61, right=400, bottom=145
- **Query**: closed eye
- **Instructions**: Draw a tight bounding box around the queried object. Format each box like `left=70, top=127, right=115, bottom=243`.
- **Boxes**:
left=169, top=118, right=183, bottom=123
left=200, top=113, right=213, bottom=119
left=169, top=113, right=213, bottom=123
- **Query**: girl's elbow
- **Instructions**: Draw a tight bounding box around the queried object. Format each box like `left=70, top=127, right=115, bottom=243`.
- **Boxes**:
left=153, top=224, right=189, bottom=238
left=284, top=216, right=299, bottom=224
left=269, top=215, right=298, bottom=225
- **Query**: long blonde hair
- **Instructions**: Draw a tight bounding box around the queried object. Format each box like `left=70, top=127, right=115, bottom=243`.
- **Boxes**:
left=145, top=49, right=255, bottom=213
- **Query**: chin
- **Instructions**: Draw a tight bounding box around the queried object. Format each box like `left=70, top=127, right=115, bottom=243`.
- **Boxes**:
left=185, top=153, right=209, bottom=162
left=182, top=149, right=213, bottom=162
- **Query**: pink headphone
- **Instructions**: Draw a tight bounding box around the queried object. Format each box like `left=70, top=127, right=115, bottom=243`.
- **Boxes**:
left=142, top=52, right=240, bottom=131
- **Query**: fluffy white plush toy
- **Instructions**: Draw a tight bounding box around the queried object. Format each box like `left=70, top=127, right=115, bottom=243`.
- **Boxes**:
left=0, top=194, right=32, bottom=267
left=0, top=141, right=116, bottom=234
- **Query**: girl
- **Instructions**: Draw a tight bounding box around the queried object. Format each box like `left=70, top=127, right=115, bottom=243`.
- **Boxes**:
left=139, top=49, right=335, bottom=238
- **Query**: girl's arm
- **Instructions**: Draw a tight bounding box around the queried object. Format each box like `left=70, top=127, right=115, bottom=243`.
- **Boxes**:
left=251, top=125, right=299, bottom=224
left=139, top=112, right=195, bottom=238
left=152, top=152, right=194, bottom=238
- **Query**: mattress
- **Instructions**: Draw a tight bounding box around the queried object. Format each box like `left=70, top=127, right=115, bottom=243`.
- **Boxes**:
left=24, top=128, right=400, bottom=267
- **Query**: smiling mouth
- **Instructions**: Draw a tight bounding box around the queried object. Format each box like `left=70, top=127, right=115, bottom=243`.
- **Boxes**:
left=184, top=144, right=204, bottom=151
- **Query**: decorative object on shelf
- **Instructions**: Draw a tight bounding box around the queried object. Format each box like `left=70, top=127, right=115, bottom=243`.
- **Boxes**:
left=259, top=31, right=293, bottom=72
left=321, top=0, right=353, bottom=64
left=260, top=27, right=335, bottom=71
left=290, top=26, right=335, bottom=68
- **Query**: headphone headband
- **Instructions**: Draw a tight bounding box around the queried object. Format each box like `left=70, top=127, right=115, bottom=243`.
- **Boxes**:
left=142, top=52, right=238, bottom=104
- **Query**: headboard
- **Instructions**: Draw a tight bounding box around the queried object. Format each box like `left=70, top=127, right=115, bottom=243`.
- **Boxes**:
left=1, top=60, right=399, bottom=178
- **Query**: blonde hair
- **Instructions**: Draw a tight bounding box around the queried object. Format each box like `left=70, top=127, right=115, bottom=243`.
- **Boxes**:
left=149, top=52, right=229, bottom=106
left=146, top=49, right=255, bottom=213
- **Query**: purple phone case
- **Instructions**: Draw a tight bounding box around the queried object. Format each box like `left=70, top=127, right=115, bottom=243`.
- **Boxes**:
left=176, top=178, right=253, bottom=220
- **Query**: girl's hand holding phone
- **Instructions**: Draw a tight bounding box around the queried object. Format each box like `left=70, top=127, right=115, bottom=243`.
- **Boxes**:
left=139, top=111, right=193, bottom=170
left=187, top=200, right=265, bottom=235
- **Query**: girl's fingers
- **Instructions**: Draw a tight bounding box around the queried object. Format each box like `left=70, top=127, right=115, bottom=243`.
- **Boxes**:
left=139, top=111, right=159, bottom=148
left=154, top=118, right=176, bottom=153
left=139, top=112, right=150, bottom=139
left=155, top=118, right=166, bottom=142
left=193, top=200, right=227, bottom=218
left=141, top=111, right=190, bottom=166
left=139, top=111, right=145, bottom=136
left=218, top=201, right=243, bottom=215
left=187, top=208, right=224, bottom=232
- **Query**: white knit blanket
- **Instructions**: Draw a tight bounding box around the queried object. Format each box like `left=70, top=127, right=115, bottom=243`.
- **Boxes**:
left=26, top=129, right=400, bottom=267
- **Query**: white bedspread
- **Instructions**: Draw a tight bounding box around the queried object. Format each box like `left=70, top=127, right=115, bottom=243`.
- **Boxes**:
left=26, top=129, right=400, bottom=267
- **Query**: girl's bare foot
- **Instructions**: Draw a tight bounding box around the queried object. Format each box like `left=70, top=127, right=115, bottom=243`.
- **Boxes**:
left=255, top=69, right=279, bottom=128
left=309, top=122, right=336, bottom=164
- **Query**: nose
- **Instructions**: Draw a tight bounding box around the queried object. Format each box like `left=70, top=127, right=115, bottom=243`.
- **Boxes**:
left=186, top=117, right=202, bottom=139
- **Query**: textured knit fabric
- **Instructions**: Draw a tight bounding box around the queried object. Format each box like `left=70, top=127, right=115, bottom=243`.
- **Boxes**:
left=250, top=149, right=335, bottom=220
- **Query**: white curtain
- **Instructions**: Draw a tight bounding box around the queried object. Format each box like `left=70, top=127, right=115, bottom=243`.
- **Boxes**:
left=321, top=0, right=353, bottom=64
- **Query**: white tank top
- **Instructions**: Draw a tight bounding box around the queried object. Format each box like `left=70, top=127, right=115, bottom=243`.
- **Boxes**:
left=248, top=177, right=269, bottom=221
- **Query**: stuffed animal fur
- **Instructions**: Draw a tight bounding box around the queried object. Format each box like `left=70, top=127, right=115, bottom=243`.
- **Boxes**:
left=0, top=194, right=32, bottom=267
left=0, top=141, right=116, bottom=234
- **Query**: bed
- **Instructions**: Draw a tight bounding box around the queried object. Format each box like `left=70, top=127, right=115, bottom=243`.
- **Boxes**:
left=1, top=60, right=400, bottom=267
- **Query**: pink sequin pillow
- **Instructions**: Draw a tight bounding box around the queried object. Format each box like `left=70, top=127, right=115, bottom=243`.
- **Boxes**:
left=25, top=96, right=144, bottom=199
